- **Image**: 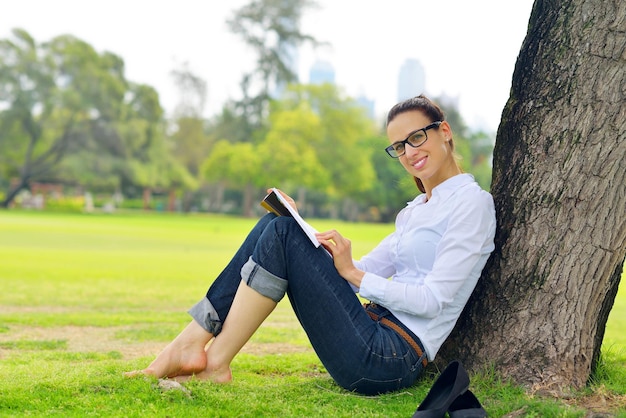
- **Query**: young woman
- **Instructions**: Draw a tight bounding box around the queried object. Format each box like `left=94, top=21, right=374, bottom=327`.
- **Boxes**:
left=126, top=95, right=496, bottom=395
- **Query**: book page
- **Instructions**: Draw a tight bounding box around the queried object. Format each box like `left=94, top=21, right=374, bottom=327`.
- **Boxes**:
left=269, top=188, right=321, bottom=248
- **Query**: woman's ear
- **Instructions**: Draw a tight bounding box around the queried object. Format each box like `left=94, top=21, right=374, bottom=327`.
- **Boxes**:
left=440, top=121, right=453, bottom=142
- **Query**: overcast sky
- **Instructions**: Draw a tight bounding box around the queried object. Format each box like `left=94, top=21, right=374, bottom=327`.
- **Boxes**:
left=1, top=0, right=535, bottom=132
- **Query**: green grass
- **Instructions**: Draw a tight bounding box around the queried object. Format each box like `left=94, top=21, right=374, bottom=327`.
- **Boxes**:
left=0, top=209, right=624, bottom=417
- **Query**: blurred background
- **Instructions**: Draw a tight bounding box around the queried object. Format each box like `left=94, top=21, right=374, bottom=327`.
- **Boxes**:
left=0, top=0, right=534, bottom=221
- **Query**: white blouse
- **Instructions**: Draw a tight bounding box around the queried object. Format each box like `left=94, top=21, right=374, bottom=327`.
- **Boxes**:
left=355, top=173, right=496, bottom=360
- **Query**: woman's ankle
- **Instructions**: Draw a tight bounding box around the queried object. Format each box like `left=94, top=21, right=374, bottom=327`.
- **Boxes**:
left=203, top=361, right=233, bottom=383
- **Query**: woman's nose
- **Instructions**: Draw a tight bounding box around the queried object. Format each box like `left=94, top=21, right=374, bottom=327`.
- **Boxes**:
left=404, top=143, right=420, bottom=158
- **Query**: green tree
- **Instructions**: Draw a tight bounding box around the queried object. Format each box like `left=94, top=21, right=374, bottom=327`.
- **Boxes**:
left=256, top=101, right=330, bottom=208
left=165, top=63, right=214, bottom=211
left=226, top=0, right=321, bottom=142
left=462, top=130, right=493, bottom=189
left=201, top=140, right=263, bottom=216
left=0, top=29, right=192, bottom=207
left=170, top=117, right=211, bottom=176
left=0, top=29, right=124, bottom=206
left=201, top=83, right=376, bottom=219
left=169, top=63, right=213, bottom=177
left=278, top=84, right=377, bottom=205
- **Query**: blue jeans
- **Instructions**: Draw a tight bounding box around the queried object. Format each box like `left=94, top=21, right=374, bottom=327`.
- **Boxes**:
left=188, top=214, right=426, bottom=395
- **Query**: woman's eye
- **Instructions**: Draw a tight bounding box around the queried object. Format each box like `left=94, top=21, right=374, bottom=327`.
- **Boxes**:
left=408, top=132, right=426, bottom=145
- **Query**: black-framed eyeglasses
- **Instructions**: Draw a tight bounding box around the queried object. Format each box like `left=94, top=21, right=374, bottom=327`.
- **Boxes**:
left=384, top=121, right=443, bottom=158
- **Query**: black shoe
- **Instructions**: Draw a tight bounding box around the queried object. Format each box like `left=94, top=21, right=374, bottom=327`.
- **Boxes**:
left=412, top=360, right=470, bottom=418
left=448, top=390, right=487, bottom=417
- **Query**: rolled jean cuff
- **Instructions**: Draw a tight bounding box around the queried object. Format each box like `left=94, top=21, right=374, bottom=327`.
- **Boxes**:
left=241, top=256, right=288, bottom=303
left=188, top=297, right=223, bottom=335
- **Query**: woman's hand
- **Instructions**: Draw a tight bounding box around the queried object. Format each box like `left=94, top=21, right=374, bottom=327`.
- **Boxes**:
left=270, top=188, right=298, bottom=212
left=316, top=229, right=365, bottom=287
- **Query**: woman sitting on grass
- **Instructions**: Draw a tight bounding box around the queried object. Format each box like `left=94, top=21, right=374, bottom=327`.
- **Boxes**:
left=126, top=94, right=496, bottom=395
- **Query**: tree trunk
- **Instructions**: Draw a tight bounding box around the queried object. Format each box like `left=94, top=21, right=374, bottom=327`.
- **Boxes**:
left=1, top=187, right=17, bottom=208
left=142, top=188, right=152, bottom=210
left=1, top=178, right=29, bottom=208
left=242, top=183, right=255, bottom=217
left=210, top=183, right=225, bottom=212
left=167, top=189, right=177, bottom=212
left=438, top=0, right=626, bottom=392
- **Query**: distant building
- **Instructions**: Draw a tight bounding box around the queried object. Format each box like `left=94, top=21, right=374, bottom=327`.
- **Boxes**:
left=397, top=58, right=425, bottom=102
left=309, top=60, right=335, bottom=85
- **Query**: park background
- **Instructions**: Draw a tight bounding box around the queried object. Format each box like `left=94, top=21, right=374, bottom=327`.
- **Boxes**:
left=1, top=1, right=624, bottom=416
left=0, top=0, right=534, bottom=215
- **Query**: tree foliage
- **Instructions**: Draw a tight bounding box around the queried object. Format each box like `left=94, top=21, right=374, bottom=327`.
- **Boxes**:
left=0, top=29, right=192, bottom=206
left=0, top=22, right=495, bottom=220
left=168, top=63, right=214, bottom=180
left=277, top=84, right=377, bottom=198
left=170, top=62, right=207, bottom=119
left=201, top=83, right=376, bottom=217
left=225, top=0, right=321, bottom=141
left=256, top=101, right=330, bottom=191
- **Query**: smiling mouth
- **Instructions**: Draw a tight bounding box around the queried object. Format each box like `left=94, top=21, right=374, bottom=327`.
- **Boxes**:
left=412, top=156, right=427, bottom=170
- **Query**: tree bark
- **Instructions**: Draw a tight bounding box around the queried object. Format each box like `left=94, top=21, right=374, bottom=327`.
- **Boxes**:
left=438, top=0, right=626, bottom=392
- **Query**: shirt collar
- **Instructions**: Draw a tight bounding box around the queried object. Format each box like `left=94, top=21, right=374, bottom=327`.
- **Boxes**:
left=406, top=173, right=474, bottom=207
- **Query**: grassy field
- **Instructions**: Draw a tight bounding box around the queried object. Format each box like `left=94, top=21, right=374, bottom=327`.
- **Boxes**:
left=0, top=210, right=624, bottom=417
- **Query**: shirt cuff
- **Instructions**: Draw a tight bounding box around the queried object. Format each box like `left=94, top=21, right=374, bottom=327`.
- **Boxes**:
left=358, top=272, right=388, bottom=303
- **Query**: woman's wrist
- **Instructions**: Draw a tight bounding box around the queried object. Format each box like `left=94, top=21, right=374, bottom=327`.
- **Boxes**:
left=344, top=268, right=365, bottom=287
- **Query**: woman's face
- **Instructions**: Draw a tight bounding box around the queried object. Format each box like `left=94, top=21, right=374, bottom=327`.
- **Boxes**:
left=386, top=110, right=457, bottom=191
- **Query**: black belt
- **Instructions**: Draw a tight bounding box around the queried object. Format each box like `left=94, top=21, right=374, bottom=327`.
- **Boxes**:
left=364, top=304, right=428, bottom=368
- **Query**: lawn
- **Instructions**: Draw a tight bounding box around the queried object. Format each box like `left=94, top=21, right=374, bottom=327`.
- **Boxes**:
left=0, top=210, right=624, bottom=417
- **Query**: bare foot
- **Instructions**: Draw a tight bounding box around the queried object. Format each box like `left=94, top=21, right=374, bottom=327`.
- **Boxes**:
left=124, top=344, right=206, bottom=378
left=124, top=320, right=213, bottom=379
left=124, top=341, right=208, bottom=379
left=172, top=364, right=233, bottom=384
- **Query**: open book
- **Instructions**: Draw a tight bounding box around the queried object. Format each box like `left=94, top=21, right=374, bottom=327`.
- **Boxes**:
left=260, top=188, right=321, bottom=248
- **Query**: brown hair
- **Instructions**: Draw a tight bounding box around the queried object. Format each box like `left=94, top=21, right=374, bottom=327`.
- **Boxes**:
left=386, top=94, right=456, bottom=193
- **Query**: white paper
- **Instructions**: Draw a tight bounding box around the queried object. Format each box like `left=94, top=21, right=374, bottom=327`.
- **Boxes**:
left=271, top=188, right=321, bottom=248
